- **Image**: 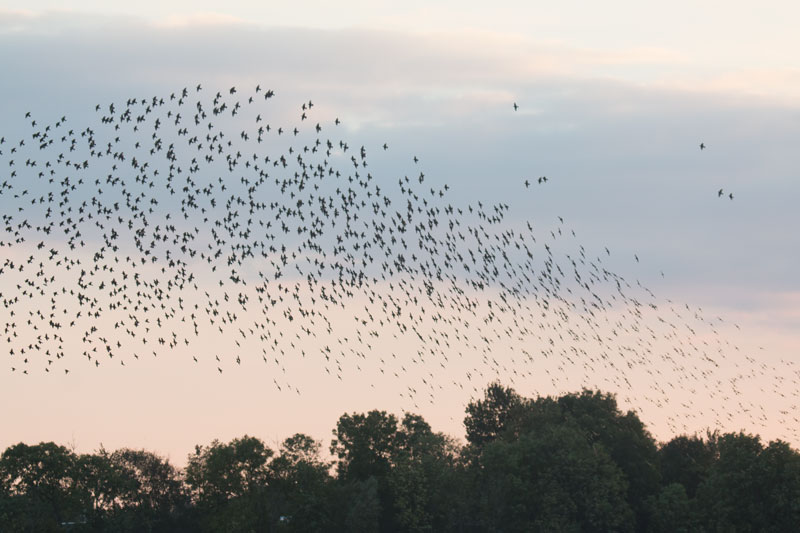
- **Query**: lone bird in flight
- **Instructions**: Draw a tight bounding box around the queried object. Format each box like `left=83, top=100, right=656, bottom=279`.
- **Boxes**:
left=513, top=102, right=519, bottom=111
left=700, top=142, right=706, bottom=150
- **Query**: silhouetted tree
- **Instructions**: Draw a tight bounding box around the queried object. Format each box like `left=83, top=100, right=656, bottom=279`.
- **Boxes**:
left=330, top=410, right=465, bottom=531
left=104, top=448, right=190, bottom=531
left=463, top=381, right=523, bottom=448
left=658, top=434, right=716, bottom=498
left=696, top=432, right=800, bottom=531
left=331, top=410, right=399, bottom=482
left=511, top=389, right=660, bottom=529
left=330, top=410, right=399, bottom=530
left=268, top=433, right=333, bottom=532
left=474, top=422, right=635, bottom=532
left=341, top=476, right=381, bottom=532
left=74, top=449, right=130, bottom=528
left=643, top=483, right=697, bottom=533
left=0, top=442, right=86, bottom=531
left=389, top=413, right=465, bottom=531
left=184, top=435, right=273, bottom=532
left=3, top=387, right=800, bottom=532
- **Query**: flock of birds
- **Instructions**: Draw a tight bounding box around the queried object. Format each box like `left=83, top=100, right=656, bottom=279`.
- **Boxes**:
left=0, top=86, right=795, bottom=440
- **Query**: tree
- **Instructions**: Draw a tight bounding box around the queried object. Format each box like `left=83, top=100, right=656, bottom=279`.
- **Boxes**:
left=474, top=422, right=635, bottom=532
left=331, top=410, right=400, bottom=530
left=1, top=443, right=190, bottom=532
left=4, top=388, right=800, bottom=531
left=643, top=483, right=696, bottom=533
left=389, top=413, right=465, bottom=532
left=331, top=410, right=399, bottom=482
left=105, top=448, right=190, bottom=531
left=658, top=434, right=715, bottom=498
left=0, top=442, right=86, bottom=531
left=696, top=432, right=800, bottom=531
left=268, top=433, right=333, bottom=532
left=185, top=435, right=273, bottom=532
left=512, top=389, right=660, bottom=529
left=341, top=477, right=381, bottom=533
left=74, top=449, right=131, bottom=528
left=463, top=382, right=523, bottom=448
left=756, top=439, right=800, bottom=529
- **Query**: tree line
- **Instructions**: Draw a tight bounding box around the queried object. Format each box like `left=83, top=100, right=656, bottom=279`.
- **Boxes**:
left=2, top=384, right=799, bottom=532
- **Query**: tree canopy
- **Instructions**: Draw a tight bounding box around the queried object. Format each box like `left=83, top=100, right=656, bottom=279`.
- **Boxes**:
left=2, top=385, right=799, bottom=532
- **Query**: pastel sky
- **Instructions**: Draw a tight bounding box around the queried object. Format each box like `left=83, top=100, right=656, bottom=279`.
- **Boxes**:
left=1, top=2, right=799, bottom=463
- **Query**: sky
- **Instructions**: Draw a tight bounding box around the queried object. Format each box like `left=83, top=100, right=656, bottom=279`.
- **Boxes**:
left=1, top=2, right=799, bottom=464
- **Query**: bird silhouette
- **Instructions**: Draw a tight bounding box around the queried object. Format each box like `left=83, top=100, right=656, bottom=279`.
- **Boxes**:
left=0, top=83, right=787, bottom=445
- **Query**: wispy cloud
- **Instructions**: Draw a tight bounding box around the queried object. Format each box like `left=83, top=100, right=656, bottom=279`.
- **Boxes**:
left=152, top=11, right=251, bottom=29
left=0, top=11, right=797, bottom=321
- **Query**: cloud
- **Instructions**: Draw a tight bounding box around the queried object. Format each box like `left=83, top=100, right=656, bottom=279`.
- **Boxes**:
left=152, top=11, right=251, bottom=29
left=1, top=10, right=799, bottom=308
left=0, top=11, right=708, bottom=91
left=1, top=9, right=797, bottom=109
left=0, top=8, right=36, bottom=33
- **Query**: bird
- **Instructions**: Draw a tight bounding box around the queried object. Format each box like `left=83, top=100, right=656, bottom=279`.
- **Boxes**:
left=0, top=82, right=784, bottom=448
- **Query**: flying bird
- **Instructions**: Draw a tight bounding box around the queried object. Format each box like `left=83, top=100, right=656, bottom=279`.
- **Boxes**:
left=0, top=82, right=782, bottom=446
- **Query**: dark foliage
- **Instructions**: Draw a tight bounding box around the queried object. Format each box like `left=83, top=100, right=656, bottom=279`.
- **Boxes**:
left=2, top=386, right=799, bottom=532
